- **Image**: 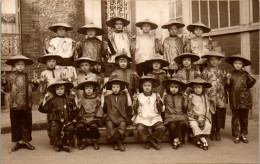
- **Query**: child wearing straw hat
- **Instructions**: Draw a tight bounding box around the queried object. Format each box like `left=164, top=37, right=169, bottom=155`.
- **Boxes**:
left=131, top=18, right=161, bottom=76
left=162, top=76, right=188, bottom=149
left=201, top=50, right=228, bottom=141
left=187, top=78, right=213, bottom=151
left=225, top=54, right=256, bottom=144
left=132, top=75, right=165, bottom=150
left=75, top=80, right=103, bottom=150
left=1, top=55, right=39, bottom=152
left=101, top=77, right=132, bottom=151
left=38, top=80, right=79, bottom=152
left=161, top=19, right=185, bottom=71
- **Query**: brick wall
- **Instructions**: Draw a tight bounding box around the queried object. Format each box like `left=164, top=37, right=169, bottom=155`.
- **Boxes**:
left=250, top=30, right=259, bottom=75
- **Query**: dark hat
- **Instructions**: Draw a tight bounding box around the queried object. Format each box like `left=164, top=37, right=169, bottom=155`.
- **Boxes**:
left=77, top=23, right=104, bottom=36
left=115, top=51, right=132, bottom=62
left=187, top=78, right=212, bottom=88
left=77, top=80, right=100, bottom=90
left=139, top=75, right=160, bottom=88
left=145, top=55, right=169, bottom=67
left=174, top=52, right=200, bottom=64
left=106, top=17, right=130, bottom=27
left=225, top=54, right=251, bottom=66
left=47, top=80, right=74, bottom=93
left=162, top=77, right=186, bottom=91
left=135, top=19, right=158, bottom=30
left=73, top=57, right=97, bottom=68
left=6, top=54, right=33, bottom=66
left=162, top=19, right=185, bottom=29
left=201, top=50, right=225, bottom=59
left=48, top=23, right=73, bottom=32
left=105, top=77, right=129, bottom=90
left=187, top=22, right=211, bottom=33
left=37, top=52, right=64, bottom=65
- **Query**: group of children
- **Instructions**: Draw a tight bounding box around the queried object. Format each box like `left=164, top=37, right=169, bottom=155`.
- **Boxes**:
left=1, top=17, right=256, bottom=153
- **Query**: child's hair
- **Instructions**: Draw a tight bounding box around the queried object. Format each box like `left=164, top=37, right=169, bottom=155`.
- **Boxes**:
left=139, top=80, right=153, bottom=93
left=83, top=84, right=96, bottom=97
left=166, top=83, right=181, bottom=94
left=54, top=84, right=70, bottom=97
left=116, top=57, right=130, bottom=69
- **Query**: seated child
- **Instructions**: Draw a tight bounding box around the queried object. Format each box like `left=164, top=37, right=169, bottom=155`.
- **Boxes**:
left=38, top=80, right=78, bottom=152
left=225, top=54, right=256, bottom=144
left=146, top=55, right=169, bottom=96
left=201, top=50, right=227, bottom=141
left=132, top=75, right=165, bottom=150
left=162, top=76, right=187, bottom=149
left=187, top=78, right=213, bottom=151
left=101, top=77, right=132, bottom=151
left=75, top=80, right=103, bottom=150
left=1, top=55, right=39, bottom=152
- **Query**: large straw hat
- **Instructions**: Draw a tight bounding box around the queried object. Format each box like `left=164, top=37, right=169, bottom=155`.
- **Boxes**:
left=187, top=22, right=211, bottom=33
left=77, top=23, right=104, bottom=36
left=77, top=80, right=100, bottom=90
left=135, top=19, right=158, bottom=30
left=139, top=75, right=160, bottom=88
left=225, top=54, right=251, bottom=66
left=48, top=23, right=73, bottom=32
left=38, top=52, right=64, bottom=65
left=105, top=77, right=129, bottom=90
left=201, top=50, right=225, bottom=59
left=106, top=17, right=130, bottom=27
left=174, top=52, right=200, bottom=64
left=47, top=80, right=73, bottom=93
left=6, top=54, right=33, bottom=66
left=187, top=78, right=212, bottom=88
left=145, top=55, right=169, bottom=68
left=162, top=77, right=186, bottom=91
left=162, top=19, right=185, bottom=29
left=73, top=57, right=97, bottom=68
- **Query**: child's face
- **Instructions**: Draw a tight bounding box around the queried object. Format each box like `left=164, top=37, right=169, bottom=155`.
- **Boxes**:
left=193, top=84, right=203, bottom=95
left=112, top=84, right=121, bottom=94
left=86, top=29, right=97, bottom=38
left=233, top=60, right=243, bottom=70
left=55, top=85, right=65, bottom=96
left=118, top=57, right=128, bottom=69
left=169, top=25, right=178, bottom=36
left=152, top=61, right=161, bottom=70
left=46, top=58, right=57, bottom=69
left=84, top=85, right=94, bottom=96
left=193, top=27, right=203, bottom=37
left=80, top=62, right=91, bottom=73
left=14, top=61, right=25, bottom=72
left=169, top=83, right=179, bottom=94
left=56, top=27, right=66, bottom=37
left=182, top=58, right=191, bottom=68
left=142, top=81, right=152, bottom=93
left=209, top=57, right=220, bottom=67
left=115, top=20, right=123, bottom=31
left=142, top=24, right=151, bottom=34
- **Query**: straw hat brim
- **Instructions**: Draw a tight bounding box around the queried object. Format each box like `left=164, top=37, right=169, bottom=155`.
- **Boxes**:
left=174, top=53, right=200, bottom=64
left=6, top=56, right=33, bottom=66
left=187, top=24, right=211, bottom=33
left=162, top=79, right=186, bottom=91
left=187, top=79, right=212, bottom=88
left=225, top=55, right=251, bottom=66
left=106, top=17, right=130, bottom=27
left=73, top=57, right=97, bottom=68
left=115, top=54, right=132, bottom=62
left=38, top=54, right=64, bottom=65
left=105, top=79, right=129, bottom=90
left=77, top=81, right=100, bottom=90
left=47, top=81, right=74, bottom=93
left=48, top=23, right=73, bottom=32
left=135, top=22, right=158, bottom=30
left=139, top=77, right=160, bottom=88
left=162, top=22, right=185, bottom=29
left=145, top=59, right=169, bottom=67
left=77, top=27, right=104, bottom=36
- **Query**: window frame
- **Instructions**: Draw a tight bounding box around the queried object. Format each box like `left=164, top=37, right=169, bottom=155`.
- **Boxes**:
left=169, top=0, right=182, bottom=21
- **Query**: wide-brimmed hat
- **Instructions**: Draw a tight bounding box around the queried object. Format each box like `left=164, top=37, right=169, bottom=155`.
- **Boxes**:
left=6, top=54, right=33, bottom=66
left=201, top=50, right=225, bottom=59
left=77, top=80, right=100, bottom=90
left=139, top=75, right=160, bottom=88
left=162, top=19, right=185, bottom=29
left=145, top=55, right=169, bottom=67
left=73, top=57, right=97, bottom=68
left=77, top=23, right=104, bottom=36
left=38, top=53, right=64, bottom=65
left=162, top=77, right=186, bottom=91
left=225, top=54, right=251, bottom=66
left=106, top=17, right=130, bottom=27
left=187, top=22, right=211, bottom=33
left=135, top=19, right=158, bottom=30
left=48, top=23, right=73, bottom=32
left=174, top=52, right=200, bottom=64
left=105, top=78, right=129, bottom=90
left=47, top=80, right=73, bottom=93
left=187, top=78, right=212, bottom=88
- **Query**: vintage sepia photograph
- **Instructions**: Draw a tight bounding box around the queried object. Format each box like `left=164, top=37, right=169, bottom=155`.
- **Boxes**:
left=1, top=0, right=259, bottom=163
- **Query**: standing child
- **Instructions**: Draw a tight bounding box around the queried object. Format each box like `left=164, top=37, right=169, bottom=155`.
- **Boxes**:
left=201, top=50, right=227, bottom=141
left=38, top=80, right=78, bottom=152
left=106, top=17, right=131, bottom=65
left=162, top=76, right=187, bottom=149
left=1, top=55, right=39, bottom=151
left=187, top=78, right=213, bottom=151
left=101, top=78, right=132, bottom=151
left=146, top=55, right=169, bottom=96
left=161, top=19, right=185, bottom=71
left=132, top=19, right=161, bottom=75
left=225, top=54, right=256, bottom=144
left=132, top=75, right=165, bottom=150
left=75, top=80, right=103, bottom=150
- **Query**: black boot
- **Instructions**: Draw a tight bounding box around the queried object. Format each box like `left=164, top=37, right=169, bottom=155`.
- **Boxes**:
left=11, top=143, right=22, bottom=152
left=148, top=138, right=160, bottom=150
left=23, top=142, right=35, bottom=150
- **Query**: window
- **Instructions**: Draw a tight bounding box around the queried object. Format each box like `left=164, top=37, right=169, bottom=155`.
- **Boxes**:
left=169, top=0, right=182, bottom=22
left=191, top=0, right=240, bottom=29
left=251, top=0, right=259, bottom=23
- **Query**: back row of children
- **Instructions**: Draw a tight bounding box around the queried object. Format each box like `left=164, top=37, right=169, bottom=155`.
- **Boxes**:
left=2, top=17, right=256, bottom=153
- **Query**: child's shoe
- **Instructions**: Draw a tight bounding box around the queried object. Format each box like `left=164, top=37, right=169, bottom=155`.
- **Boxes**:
left=240, top=134, right=249, bottom=143
left=202, top=142, right=208, bottom=151
left=148, top=138, right=160, bottom=150
left=172, top=141, right=178, bottom=149
left=144, top=142, right=150, bottom=149
left=113, top=143, right=119, bottom=150
left=93, top=141, right=99, bottom=150
left=210, top=131, right=216, bottom=141
left=23, top=142, right=35, bottom=150
left=215, top=130, right=221, bottom=141
left=55, top=146, right=62, bottom=152
left=11, top=143, right=22, bottom=152
left=234, top=136, right=240, bottom=144
left=117, top=140, right=125, bottom=151
left=62, top=145, right=70, bottom=152
left=79, top=142, right=87, bottom=150
left=195, top=140, right=202, bottom=149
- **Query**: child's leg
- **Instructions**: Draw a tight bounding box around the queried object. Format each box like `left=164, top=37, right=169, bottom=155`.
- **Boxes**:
left=231, top=109, right=241, bottom=138
left=76, top=122, right=88, bottom=150
left=202, top=119, right=212, bottom=136
left=10, top=110, right=23, bottom=151
left=189, top=120, right=204, bottom=137
left=137, top=123, right=150, bottom=143
left=240, top=108, right=249, bottom=143
left=179, top=120, right=188, bottom=143
left=50, top=121, right=63, bottom=151
left=20, top=110, right=34, bottom=150
left=210, top=112, right=217, bottom=141
left=215, top=107, right=226, bottom=141
left=64, top=124, right=75, bottom=146
left=90, top=123, right=100, bottom=150
left=167, top=122, right=178, bottom=141
left=151, top=122, right=165, bottom=143
left=106, top=121, right=119, bottom=150
left=115, top=121, right=127, bottom=151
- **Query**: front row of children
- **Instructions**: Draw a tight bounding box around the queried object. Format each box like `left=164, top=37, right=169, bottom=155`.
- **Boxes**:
left=2, top=51, right=256, bottom=152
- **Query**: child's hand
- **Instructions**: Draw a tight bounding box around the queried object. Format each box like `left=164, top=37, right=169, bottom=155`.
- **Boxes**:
left=123, top=86, right=129, bottom=94
left=102, top=88, right=107, bottom=95
left=166, top=72, right=171, bottom=79
left=132, top=72, right=139, bottom=78
left=133, top=93, right=138, bottom=101
left=156, top=92, right=161, bottom=99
